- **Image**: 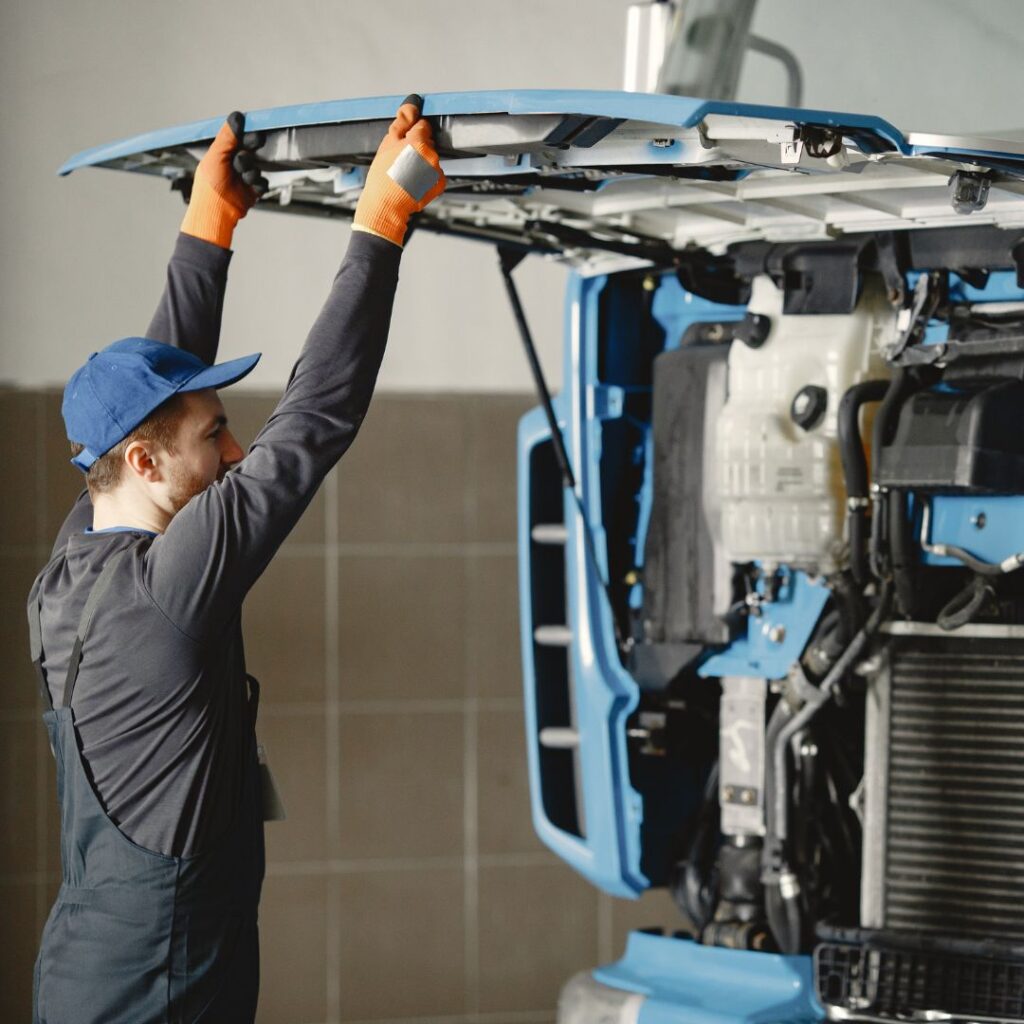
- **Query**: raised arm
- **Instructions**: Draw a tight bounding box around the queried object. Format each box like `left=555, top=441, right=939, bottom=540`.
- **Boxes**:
left=51, top=116, right=260, bottom=553
left=144, top=98, right=446, bottom=641
left=146, top=113, right=262, bottom=361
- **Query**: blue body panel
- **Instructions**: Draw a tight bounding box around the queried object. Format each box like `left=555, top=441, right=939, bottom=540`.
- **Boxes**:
left=517, top=270, right=753, bottom=897
left=924, top=496, right=1024, bottom=566
left=596, top=932, right=823, bottom=1024
left=59, top=88, right=1024, bottom=178
left=699, top=571, right=831, bottom=681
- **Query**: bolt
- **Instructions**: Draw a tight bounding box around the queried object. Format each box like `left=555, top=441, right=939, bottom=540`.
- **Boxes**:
left=763, top=623, right=786, bottom=644
left=971, top=512, right=987, bottom=529
left=723, top=785, right=735, bottom=801
left=740, top=789, right=755, bottom=804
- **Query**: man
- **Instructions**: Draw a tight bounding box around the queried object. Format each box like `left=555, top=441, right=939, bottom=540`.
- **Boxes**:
left=27, top=96, right=445, bottom=1024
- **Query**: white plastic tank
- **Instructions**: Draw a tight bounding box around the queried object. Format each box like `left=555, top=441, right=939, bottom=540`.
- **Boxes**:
left=711, top=275, right=895, bottom=575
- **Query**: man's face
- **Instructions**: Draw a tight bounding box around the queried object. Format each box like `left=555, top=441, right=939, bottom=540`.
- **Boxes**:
left=164, top=389, right=244, bottom=512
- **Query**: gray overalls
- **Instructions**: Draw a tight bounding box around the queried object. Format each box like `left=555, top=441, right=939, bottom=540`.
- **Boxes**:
left=29, top=549, right=265, bottom=1024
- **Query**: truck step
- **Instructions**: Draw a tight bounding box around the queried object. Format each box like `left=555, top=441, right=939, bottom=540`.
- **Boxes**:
left=539, top=727, right=580, bottom=749
left=531, top=523, right=568, bottom=544
left=534, top=624, right=573, bottom=647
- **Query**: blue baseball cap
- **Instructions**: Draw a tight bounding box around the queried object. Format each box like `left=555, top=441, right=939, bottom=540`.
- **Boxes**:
left=63, top=337, right=261, bottom=471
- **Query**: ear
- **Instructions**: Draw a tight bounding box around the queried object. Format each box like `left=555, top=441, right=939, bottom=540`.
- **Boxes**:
left=123, top=439, right=165, bottom=482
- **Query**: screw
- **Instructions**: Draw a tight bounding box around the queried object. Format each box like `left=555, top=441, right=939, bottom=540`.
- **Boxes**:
left=740, top=789, right=755, bottom=804
left=971, top=512, right=987, bottom=529
left=763, top=623, right=786, bottom=644
left=723, top=785, right=735, bottom=801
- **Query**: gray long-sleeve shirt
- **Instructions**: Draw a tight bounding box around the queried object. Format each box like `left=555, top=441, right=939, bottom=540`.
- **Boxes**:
left=29, top=229, right=401, bottom=856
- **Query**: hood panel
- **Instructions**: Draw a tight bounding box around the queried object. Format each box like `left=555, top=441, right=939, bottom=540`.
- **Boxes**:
left=60, top=90, right=1024, bottom=272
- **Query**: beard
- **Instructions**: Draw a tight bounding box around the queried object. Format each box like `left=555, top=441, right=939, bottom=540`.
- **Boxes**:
left=168, top=462, right=211, bottom=514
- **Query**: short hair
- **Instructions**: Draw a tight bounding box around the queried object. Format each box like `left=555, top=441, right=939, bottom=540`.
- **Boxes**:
left=69, top=394, right=188, bottom=496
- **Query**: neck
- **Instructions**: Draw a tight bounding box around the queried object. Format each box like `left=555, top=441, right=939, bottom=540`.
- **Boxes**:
left=91, top=489, right=172, bottom=535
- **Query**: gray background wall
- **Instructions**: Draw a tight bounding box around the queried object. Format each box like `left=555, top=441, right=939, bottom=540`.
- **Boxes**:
left=2, top=1, right=1023, bottom=1022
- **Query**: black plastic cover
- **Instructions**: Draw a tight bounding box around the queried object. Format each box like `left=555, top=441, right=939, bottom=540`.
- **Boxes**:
left=876, top=381, right=1024, bottom=492
left=816, top=942, right=1024, bottom=1022
left=639, top=343, right=730, bottom=687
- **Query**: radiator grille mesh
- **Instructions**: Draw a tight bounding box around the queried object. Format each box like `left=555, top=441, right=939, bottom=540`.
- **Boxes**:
left=886, top=638, right=1024, bottom=942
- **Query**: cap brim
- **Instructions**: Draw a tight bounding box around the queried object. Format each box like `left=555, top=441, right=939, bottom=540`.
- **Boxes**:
left=180, top=352, right=261, bottom=392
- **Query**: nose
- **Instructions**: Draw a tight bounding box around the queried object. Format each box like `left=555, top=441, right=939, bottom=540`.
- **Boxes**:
left=221, top=428, right=245, bottom=468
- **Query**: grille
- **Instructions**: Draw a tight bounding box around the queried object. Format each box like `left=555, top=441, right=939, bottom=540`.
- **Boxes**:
left=885, top=637, right=1024, bottom=943
left=816, top=943, right=1024, bottom=1021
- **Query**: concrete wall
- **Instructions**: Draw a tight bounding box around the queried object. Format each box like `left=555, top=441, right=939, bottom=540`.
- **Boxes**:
left=3, top=0, right=1023, bottom=393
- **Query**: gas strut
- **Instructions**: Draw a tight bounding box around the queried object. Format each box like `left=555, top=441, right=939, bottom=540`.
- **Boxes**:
left=498, top=248, right=575, bottom=490
left=497, top=247, right=629, bottom=650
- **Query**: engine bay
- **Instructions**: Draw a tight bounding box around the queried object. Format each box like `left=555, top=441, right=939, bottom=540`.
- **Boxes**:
left=606, top=227, right=1024, bottom=1022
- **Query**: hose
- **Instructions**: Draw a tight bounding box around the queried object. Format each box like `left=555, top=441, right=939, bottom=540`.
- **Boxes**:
left=888, top=489, right=917, bottom=617
left=937, top=575, right=996, bottom=631
left=763, top=583, right=893, bottom=953
left=837, top=380, right=888, bottom=586
left=869, top=370, right=917, bottom=580
left=672, top=763, right=721, bottom=931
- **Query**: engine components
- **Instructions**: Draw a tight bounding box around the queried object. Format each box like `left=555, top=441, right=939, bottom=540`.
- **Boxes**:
left=713, top=275, right=895, bottom=575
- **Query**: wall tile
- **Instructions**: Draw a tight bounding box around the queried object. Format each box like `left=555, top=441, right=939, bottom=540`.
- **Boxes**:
left=609, top=887, right=690, bottom=959
left=337, top=554, right=466, bottom=701
left=478, top=863, right=599, bottom=1014
left=0, top=391, right=41, bottom=545
left=42, top=391, right=88, bottom=542
left=223, top=393, right=326, bottom=547
left=259, top=712, right=327, bottom=865
left=336, top=867, right=464, bottom=1020
left=467, top=394, right=533, bottom=543
left=0, top=881, right=39, bottom=1023
left=477, top=708, right=543, bottom=856
left=336, top=396, right=470, bottom=544
left=336, top=711, right=463, bottom=860
left=244, top=554, right=326, bottom=704
left=0, top=719, right=39, bottom=874
left=466, top=554, right=523, bottom=699
left=0, top=555, right=45, bottom=712
left=256, top=873, right=328, bottom=1024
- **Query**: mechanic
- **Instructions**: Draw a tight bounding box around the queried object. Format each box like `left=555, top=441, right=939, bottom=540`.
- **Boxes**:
left=26, top=96, right=445, bottom=1024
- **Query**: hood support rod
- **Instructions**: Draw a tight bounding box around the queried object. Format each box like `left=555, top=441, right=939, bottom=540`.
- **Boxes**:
left=498, top=247, right=631, bottom=651
left=498, top=247, right=576, bottom=491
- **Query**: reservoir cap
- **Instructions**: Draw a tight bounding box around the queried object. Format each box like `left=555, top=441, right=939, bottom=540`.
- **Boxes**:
left=791, top=385, right=828, bottom=430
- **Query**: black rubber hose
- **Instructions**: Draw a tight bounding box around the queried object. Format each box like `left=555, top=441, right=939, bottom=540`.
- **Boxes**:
left=869, top=370, right=917, bottom=580
left=672, top=764, right=721, bottom=931
left=837, top=380, right=889, bottom=586
left=937, top=574, right=995, bottom=631
left=888, top=489, right=917, bottom=618
left=829, top=573, right=867, bottom=646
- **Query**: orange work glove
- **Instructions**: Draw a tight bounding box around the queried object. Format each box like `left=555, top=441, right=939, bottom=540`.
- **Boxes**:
left=181, top=111, right=261, bottom=250
left=353, top=95, right=446, bottom=248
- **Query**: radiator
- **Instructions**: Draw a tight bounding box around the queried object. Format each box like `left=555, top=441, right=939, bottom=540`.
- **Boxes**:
left=862, top=629, right=1024, bottom=943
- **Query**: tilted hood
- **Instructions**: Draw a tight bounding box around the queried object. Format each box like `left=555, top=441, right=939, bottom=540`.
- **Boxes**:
left=60, top=89, right=1024, bottom=275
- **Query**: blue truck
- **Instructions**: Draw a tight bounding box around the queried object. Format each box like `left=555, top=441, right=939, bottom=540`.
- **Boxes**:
left=64, top=69, right=1024, bottom=1022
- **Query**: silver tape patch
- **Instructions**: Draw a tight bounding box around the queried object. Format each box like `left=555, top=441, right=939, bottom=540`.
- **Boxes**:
left=387, top=144, right=439, bottom=202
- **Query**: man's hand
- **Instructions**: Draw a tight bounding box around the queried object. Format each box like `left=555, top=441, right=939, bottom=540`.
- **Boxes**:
left=181, top=112, right=264, bottom=250
left=353, top=95, right=446, bottom=248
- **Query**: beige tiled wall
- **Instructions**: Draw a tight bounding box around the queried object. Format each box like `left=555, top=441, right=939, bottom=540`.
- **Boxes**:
left=0, top=389, right=681, bottom=1024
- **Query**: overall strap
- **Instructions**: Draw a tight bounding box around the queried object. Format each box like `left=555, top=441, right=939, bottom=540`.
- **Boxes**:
left=61, top=548, right=131, bottom=710
left=27, top=583, right=52, bottom=711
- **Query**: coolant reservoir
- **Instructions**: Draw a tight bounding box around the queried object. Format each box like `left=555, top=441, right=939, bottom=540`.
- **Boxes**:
left=712, top=275, right=895, bottom=574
